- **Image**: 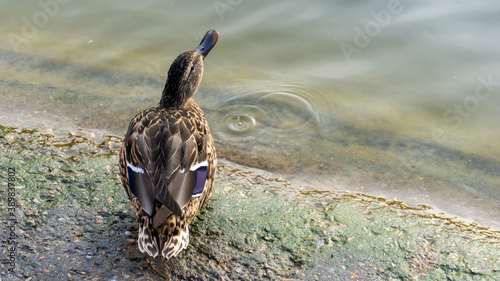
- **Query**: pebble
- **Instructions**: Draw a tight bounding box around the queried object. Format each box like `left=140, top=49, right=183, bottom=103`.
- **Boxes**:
left=315, top=238, right=325, bottom=248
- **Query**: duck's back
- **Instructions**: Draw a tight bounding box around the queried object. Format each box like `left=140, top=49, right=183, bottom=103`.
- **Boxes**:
left=119, top=98, right=216, bottom=258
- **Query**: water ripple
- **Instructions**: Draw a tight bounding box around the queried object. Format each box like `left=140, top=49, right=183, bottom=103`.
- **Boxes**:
left=223, top=112, right=256, bottom=135
left=210, top=80, right=328, bottom=146
left=200, top=78, right=333, bottom=171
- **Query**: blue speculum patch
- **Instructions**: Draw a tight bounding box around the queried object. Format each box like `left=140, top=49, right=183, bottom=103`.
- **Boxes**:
left=193, top=166, right=208, bottom=196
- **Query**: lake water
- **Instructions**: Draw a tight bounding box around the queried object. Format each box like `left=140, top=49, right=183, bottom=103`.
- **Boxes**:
left=1, top=0, right=499, bottom=229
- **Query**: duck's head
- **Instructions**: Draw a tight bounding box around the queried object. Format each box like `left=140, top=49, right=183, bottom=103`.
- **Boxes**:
left=160, top=29, right=219, bottom=109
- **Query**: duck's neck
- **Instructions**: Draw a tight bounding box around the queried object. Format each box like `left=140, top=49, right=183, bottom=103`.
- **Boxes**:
left=159, top=82, right=192, bottom=109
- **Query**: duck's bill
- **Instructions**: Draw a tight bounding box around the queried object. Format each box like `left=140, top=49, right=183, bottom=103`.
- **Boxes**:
left=196, top=29, right=219, bottom=58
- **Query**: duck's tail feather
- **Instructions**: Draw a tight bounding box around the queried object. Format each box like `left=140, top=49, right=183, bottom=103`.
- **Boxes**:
left=159, top=224, right=190, bottom=259
left=137, top=216, right=159, bottom=258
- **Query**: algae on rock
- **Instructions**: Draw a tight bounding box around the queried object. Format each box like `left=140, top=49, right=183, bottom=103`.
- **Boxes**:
left=1, top=125, right=499, bottom=280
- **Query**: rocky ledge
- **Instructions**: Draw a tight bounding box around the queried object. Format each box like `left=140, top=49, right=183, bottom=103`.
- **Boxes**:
left=0, top=125, right=499, bottom=280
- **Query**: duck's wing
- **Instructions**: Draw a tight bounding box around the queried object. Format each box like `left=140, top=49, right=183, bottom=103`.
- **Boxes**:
left=124, top=109, right=208, bottom=220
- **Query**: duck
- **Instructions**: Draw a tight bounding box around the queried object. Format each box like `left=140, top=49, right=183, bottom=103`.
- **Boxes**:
left=119, top=30, right=218, bottom=258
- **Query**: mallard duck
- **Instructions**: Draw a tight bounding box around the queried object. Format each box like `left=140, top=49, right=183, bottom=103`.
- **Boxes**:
left=119, top=30, right=218, bottom=258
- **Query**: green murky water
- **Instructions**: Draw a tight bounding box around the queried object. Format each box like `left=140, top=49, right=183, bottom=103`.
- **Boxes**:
left=0, top=1, right=499, bottom=230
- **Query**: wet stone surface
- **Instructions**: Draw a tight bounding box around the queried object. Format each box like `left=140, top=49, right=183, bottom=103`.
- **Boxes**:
left=0, top=125, right=499, bottom=280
